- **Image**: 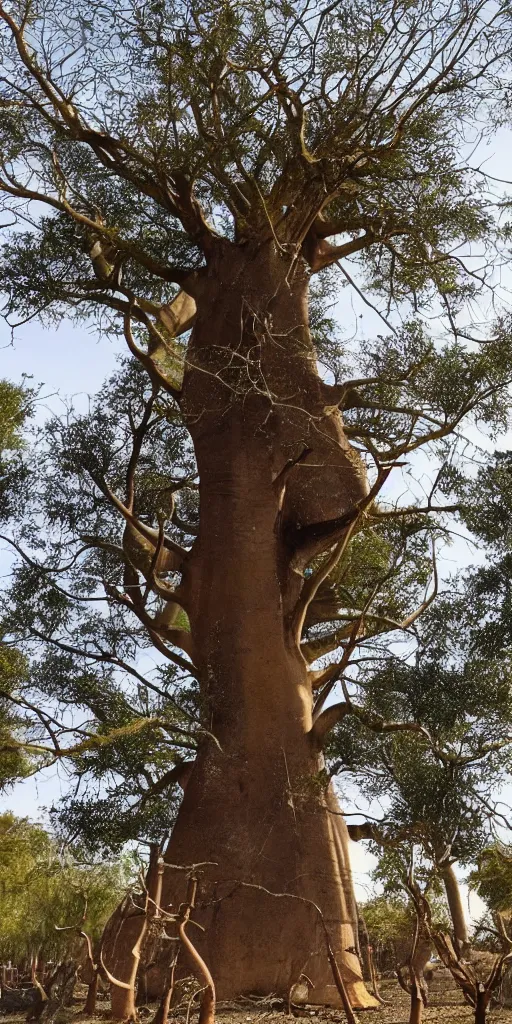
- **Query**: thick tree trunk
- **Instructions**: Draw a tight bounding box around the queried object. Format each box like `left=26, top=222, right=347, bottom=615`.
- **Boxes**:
left=441, top=864, right=470, bottom=954
left=107, top=241, right=374, bottom=1012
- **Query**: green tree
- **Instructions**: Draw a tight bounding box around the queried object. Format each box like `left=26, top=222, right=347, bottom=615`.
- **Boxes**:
left=325, top=570, right=512, bottom=952
left=0, top=813, right=131, bottom=969
left=470, top=846, right=512, bottom=916
left=361, top=894, right=413, bottom=960
left=0, top=380, right=34, bottom=788
left=1, top=0, right=512, bottom=1012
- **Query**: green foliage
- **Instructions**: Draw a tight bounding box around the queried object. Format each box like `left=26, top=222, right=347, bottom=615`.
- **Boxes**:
left=0, top=359, right=201, bottom=850
left=0, top=813, right=132, bottom=961
left=360, top=848, right=450, bottom=963
left=0, top=380, right=26, bottom=452
left=0, top=0, right=509, bottom=325
left=0, top=646, right=31, bottom=788
left=469, top=846, right=512, bottom=914
left=0, top=0, right=512, bottom=870
left=361, top=894, right=413, bottom=949
left=0, top=379, right=32, bottom=523
left=326, top=560, right=512, bottom=872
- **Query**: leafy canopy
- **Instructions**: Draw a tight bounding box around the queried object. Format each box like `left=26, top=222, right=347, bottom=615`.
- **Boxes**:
left=1, top=0, right=512, bottom=849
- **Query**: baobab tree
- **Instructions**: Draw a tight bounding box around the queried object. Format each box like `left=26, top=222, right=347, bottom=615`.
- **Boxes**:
left=2, top=0, right=512, bottom=1012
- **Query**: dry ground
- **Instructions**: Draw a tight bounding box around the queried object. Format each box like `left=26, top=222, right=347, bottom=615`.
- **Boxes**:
left=211, top=1001, right=512, bottom=1023
left=4, top=1005, right=512, bottom=1024
left=3, top=985, right=512, bottom=1024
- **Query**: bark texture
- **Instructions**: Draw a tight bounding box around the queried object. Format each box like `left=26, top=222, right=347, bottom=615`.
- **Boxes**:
left=440, top=864, right=470, bottom=954
left=105, top=240, right=374, bottom=1012
left=106, top=846, right=166, bottom=1020
left=408, top=985, right=424, bottom=1024
left=83, top=972, right=99, bottom=1016
left=474, top=987, right=489, bottom=1024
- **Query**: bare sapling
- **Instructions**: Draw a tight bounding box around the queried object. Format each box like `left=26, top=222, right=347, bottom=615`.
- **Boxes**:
left=357, top=913, right=386, bottom=1006
left=395, top=902, right=429, bottom=1024
left=175, top=873, right=215, bottom=1024
left=55, top=897, right=99, bottom=1016
left=408, top=874, right=512, bottom=1024
left=99, top=846, right=168, bottom=1021
left=151, top=953, right=178, bottom=1024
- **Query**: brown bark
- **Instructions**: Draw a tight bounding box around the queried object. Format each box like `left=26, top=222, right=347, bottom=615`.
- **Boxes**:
left=83, top=971, right=99, bottom=1015
left=106, top=240, right=374, bottom=1010
left=178, top=877, right=215, bottom=1024
left=396, top=900, right=430, bottom=1024
left=151, top=956, right=177, bottom=1024
left=79, top=931, right=99, bottom=1015
left=102, top=881, right=152, bottom=1020
left=413, top=887, right=512, bottom=1024
left=137, top=847, right=166, bottom=1007
left=409, top=983, right=424, bottom=1024
left=473, top=984, right=494, bottom=1024
left=440, top=863, right=470, bottom=955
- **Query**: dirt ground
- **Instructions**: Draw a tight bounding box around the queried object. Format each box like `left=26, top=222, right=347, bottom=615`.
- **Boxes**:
left=5, top=1004, right=512, bottom=1023
left=3, top=986, right=512, bottom=1024
left=210, top=1000, right=512, bottom=1023
left=2, top=1010, right=512, bottom=1024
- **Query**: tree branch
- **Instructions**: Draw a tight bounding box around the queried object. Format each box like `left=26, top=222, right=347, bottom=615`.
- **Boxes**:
left=290, top=465, right=395, bottom=554
left=309, top=698, right=433, bottom=749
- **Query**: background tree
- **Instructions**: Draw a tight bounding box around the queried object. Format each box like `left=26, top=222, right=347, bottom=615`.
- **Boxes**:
left=0, top=813, right=132, bottom=974
left=325, top=552, right=512, bottom=952
left=0, top=378, right=30, bottom=522
left=1, top=0, right=512, bottom=1012
left=360, top=894, right=420, bottom=970
left=0, top=379, right=34, bottom=789
left=361, top=848, right=451, bottom=1024
left=470, top=846, right=512, bottom=921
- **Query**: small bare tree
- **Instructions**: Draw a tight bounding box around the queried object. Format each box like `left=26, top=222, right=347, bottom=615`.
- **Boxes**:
left=395, top=905, right=429, bottom=1024
left=55, top=897, right=99, bottom=1016
left=407, top=871, right=512, bottom=1024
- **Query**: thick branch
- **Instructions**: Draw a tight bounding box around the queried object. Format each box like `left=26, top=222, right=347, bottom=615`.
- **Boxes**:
left=138, top=761, right=195, bottom=808
left=159, top=291, right=197, bottom=338
left=290, top=466, right=393, bottom=554
left=94, top=474, right=188, bottom=569
left=293, top=522, right=356, bottom=646
left=310, top=699, right=433, bottom=749
left=310, top=232, right=374, bottom=272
